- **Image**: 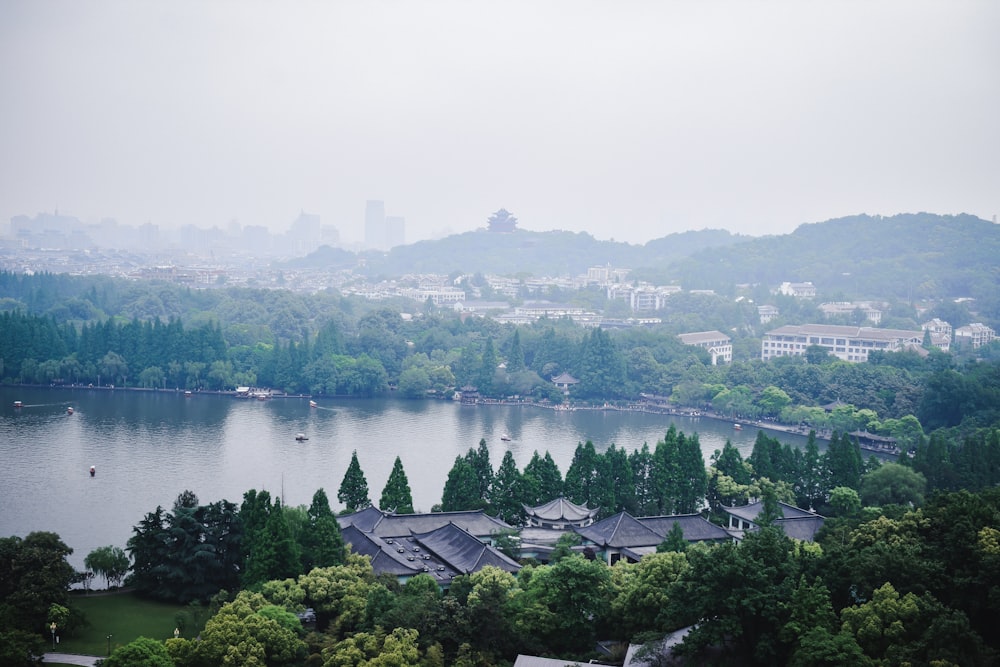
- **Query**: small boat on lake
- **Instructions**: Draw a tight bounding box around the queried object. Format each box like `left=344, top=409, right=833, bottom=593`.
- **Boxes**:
left=732, top=423, right=742, bottom=430
left=67, top=406, right=74, bottom=415
left=309, top=400, right=317, bottom=408
left=89, top=465, right=96, bottom=477
left=295, top=433, right=309, bottom=441
left=500, top=433, right=512, bottom=441
left=13, top=400, right=22, bottom=408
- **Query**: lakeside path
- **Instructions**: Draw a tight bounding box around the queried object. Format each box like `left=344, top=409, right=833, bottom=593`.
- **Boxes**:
left=44, top=653, right=100, bottom=666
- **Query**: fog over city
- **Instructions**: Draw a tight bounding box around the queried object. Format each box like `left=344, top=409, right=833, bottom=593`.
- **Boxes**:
left=1, top=1, right=997, bottom=246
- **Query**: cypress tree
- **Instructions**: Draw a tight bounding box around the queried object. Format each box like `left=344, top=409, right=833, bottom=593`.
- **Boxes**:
left=491, top=450, right=525, bottom=525
left=380, top=456, right=415, bottom=514
left=338, top=451, right=371, bottom=513
left=302, top=488, right=345, bottom=570
left=442, top=456, right=484, bottom=511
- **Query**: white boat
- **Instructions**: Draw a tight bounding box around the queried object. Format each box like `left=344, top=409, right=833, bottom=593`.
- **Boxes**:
left=67, top=406, right=74, bottom=415
left=309, top=400, right=317, bottom=408
left=295, top=433, right=309, bottom=441
left=500, top=433, right=512, bottom=441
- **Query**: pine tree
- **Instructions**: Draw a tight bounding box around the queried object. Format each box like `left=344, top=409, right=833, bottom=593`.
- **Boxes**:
left=442, top=456, right=484, bottom=511
left=507, top=330, right=525, bottom=373
left=380, top=457, right=415, bottom=514
left=478, top=338, right=497, bottom=395
left=675, top=432, right=708, bottom=514
left=491, top=450, right=526, bottom=525
left=522, top=450, right=564, bottom=504
left=466, top=439, right=493, bottom=505
left=302, top=488, right=345, bottom=570
left=564, top=441, right=599, bottom=507
left=338, top=451, right=371, bottom=513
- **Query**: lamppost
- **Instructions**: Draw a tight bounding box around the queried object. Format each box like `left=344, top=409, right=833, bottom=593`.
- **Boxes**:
left=174, top=628, right=180, bottom=640
left=107, top=634, right=113, bottom=656
left=50, top=622, right=56, bottom=650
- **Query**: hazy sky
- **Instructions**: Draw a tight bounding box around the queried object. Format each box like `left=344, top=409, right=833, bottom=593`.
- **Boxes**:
left=2, top=1, right=997, bottom=246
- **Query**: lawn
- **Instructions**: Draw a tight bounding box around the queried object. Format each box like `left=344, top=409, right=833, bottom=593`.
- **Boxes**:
left=59, top=591, right=195, bottom=656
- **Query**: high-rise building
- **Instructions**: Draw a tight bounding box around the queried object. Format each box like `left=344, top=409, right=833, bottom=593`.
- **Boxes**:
left=365, top=200, right=386, bottom=250
left=385, top=216, right=405, bottom=249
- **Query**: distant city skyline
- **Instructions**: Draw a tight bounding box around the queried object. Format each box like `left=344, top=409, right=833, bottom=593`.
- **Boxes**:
left=1, top=2, right=997, bottom=246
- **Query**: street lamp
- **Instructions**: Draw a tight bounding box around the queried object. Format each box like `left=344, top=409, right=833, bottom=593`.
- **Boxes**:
left=174, top=628, right=180, bottom=640
left=50, top=622, right=56, bottom=650
left=107, top=634, right=113, bottom=656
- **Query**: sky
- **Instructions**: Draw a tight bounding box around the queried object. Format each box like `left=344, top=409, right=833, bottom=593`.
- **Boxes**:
left=1, top=1, right=998, bottom=246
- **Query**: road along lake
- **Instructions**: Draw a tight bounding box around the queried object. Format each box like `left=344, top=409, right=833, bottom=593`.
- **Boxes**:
left=0, top=386, right=808, bottom=570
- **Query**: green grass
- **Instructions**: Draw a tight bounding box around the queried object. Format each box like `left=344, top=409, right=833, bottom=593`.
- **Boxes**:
left=60, top=591, right=193, bottom=656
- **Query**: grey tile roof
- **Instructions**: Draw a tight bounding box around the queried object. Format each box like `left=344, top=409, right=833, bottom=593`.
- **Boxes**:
left=575, top=512, right=664, bottom=549
left=723, top=501, right=825, bottom=541
left=638, top=514, right=731, bottom=542
left=524, top=497, right=599, bottom=522
left=513, top=655, right=587, bottom=667
left=723, top=500, right=816, bottom=522
left=338, top=508, right=512, bottom=539
left=774, top=516, right=826, bottom=542
left=411, top=522, right=521, bottom=575
left=341, top=525, right=458, bottom=581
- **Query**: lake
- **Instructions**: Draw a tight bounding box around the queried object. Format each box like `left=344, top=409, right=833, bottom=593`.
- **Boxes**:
left=0, top=386, right=808, bottom=570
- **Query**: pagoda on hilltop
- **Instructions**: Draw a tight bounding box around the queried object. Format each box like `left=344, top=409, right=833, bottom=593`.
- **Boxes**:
left=487, top=208, right=518, bottom=232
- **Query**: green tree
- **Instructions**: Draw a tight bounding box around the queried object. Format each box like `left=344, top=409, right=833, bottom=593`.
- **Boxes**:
left=338, top=451, right=371, bottom=513
left=301, top=488, right=346, bottom=572
left=859, top=463, right=927, bottom=507
left=379, top=457, right=415, bottom=514
left=84, top=545, right=129, bottom=589
left=507, top=329, right=525, bottom=373
left=197, top=590, right=306, bottom=666
left=0, top=532, right=75, bottom=634
left=465, top=439, right=494, bottom=506
left=491, top=450, right=526, bottom=525
left=827, top=486, right=861, bottom=518
left=514, top=555, right=613, bottom=656
left=667, top=528, right=799, bottom=665
left=102, top=636, right=174, bottom=667
left=441, top=456, right=483, bottom=511
left=521, top=450, right=563, bottom=505
left=609, top=551, right=688, bottom=639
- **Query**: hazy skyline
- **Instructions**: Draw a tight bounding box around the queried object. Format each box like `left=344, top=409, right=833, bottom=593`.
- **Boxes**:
left=2, top=1, right=997, bottom=247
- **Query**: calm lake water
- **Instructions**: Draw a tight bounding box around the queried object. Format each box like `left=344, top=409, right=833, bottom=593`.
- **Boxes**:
left=0, top=386, right=807, bottom=570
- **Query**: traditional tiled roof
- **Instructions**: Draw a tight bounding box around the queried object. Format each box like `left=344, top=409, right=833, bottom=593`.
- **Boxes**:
left=575, top=512, right=664, bottom=549
left=338, top=508, right=512, bottom=539
left=550, top=372, right=579, bottom=385
left=341, top=524, right=457, bottom=581
left=773, top=516, right=826, bottom=542
left=513, top=655, right=586, bottom=667
left=523, top=497, right=599, bottom=523
left=723, top=501, right=825, bottom=541
left=723, top=500, right=815, bottom=522
left=411, top=522, right=520, bottom=575
left=338, top=505, right=385, bottom=532
left=638, top=514, right=731, bottom=542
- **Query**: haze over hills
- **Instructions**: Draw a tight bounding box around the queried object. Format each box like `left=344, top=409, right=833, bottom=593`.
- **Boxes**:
left=292, top=212, right=999, bottom=305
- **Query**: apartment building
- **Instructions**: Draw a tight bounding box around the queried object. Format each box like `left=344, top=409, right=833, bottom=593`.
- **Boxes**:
left=761, top=324, right=923, bottom=362
left=678, top=330, right=732, bottom=364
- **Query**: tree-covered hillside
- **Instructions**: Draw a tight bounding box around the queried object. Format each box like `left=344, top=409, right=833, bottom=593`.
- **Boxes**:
left=657, top=213, right=1000, bottom=305
left=313, top=228, right=744, bottom=277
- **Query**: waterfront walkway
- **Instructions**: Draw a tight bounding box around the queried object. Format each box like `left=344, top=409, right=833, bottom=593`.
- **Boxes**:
left=45, top=653, right=101, bottom=666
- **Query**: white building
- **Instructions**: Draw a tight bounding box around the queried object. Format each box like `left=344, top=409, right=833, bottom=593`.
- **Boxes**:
left=818, top=301, right=883, bottom=324
left=758, top=304, right=780, bottom=324
left=954, top=323, right=996, bottom=349
left=921, top=318, right=952, bottom=351
left=761, top=324, right=923, bottom=362
left=678, top=330, right=732, bottom=364
left=777, top=281, right=817, bottom=298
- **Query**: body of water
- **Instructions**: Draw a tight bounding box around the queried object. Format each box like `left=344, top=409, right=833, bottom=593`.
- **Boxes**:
left=0, top=386, right=807, bottom=570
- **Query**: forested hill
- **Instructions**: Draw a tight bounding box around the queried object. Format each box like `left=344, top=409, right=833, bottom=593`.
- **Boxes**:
left=291, top=228, right=744, bottom=276
left=655, top=213, right=999, bottom=301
